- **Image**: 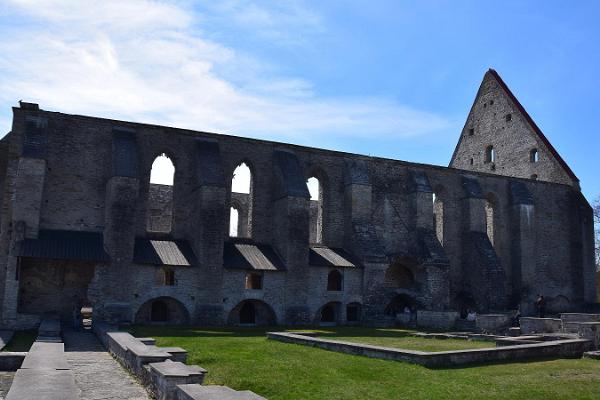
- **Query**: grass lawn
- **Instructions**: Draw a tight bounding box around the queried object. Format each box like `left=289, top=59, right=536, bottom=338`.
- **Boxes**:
left=312, top=327, right=492, bottom=352
left=2, top=330, right=37, bottom=352
left=128, top=326, right=600, bottom=400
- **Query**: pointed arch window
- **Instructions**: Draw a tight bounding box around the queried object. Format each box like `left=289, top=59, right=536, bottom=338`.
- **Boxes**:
left=230, top=162, right=253, bottom=238
left=432, top=190, right=445, bottom=246
left=485, top=194, right=497, bottom=246
left=485, top=145, right=495, bottom=163
left=307, top=176, right=323, bottom=243
left=530, top=149, right=539, bottom=163
left=147, top=154, right=175, bottom=233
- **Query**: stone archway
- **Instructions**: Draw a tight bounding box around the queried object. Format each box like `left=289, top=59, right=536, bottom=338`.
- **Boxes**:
left=384, top=294, right=417, bottom=317
left=135, top=296, right=190, bottom=325
left=384, top=263, right=415, bottom=289
left=228, top=300, right=276, bottom=326
left=316, top=302, right=342, bottom=326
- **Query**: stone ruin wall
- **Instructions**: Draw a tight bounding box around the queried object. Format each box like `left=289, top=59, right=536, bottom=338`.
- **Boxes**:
left=0, top=104, right=595, bottom=327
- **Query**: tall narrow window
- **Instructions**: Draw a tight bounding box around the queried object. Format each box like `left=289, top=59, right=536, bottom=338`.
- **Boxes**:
left=230, top=162, right=253, bottom=238
left=485, top=146, right=495, bottom=163
left=433, top=191, right=444, bottom=246
left=147, top=154, right=175, bottom=233
left=485, top=194, right=496, bottom=246
left=530, top=149, right=539, bottom=163
left=229, top=207, right=239, bottom=237
left=307, top=176, right=323, bottom=243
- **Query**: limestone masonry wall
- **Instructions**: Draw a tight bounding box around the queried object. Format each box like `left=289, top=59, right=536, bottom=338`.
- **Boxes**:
left=0, top=71, right=595, bottom=327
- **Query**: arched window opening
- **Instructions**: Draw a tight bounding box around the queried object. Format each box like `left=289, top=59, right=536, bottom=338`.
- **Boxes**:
left=484, top=146, right=495, bottom=163
left=530, top=149, right=539, bottom=163
left=147, top=154, right=175, bottom=233
left=151, top=300, right=168, bottom=322
left=229, top=207, right=239, bottom=237
left=432, top=192, right=444, bottom=246
left=239, top=302, right=256, bottom=324
left=230, top=163, right=253, bottom=238
left=327, top=270, right=343, bottom=291
left=307, top=176, right=323, bottom=243
left=485, top=195, right=496, bottom=246
left=346, top=303, right=361, bottom=322
left=245, top=272, right=263, bottom=290
left=163, top=268, right=175, bottom=286
left=384, top=264, right=415, bottom=288
left=531, top=174, right=538, bottom=180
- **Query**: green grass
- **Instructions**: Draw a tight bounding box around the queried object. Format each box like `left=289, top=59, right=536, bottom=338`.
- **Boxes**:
left=128, top=326, right=600, bottom=400
left=311, top=327, right=492, bottom=352
left=2, top=330, right=37, bottom=352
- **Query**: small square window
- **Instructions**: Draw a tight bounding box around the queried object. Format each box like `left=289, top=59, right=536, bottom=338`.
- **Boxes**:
left=505, top=114, right=512, bottom=122
left=245, top=273, right=263, bottom=290
left=468, top=128, right=474, bottom=136
left=490, top=100, right=494, bottom=105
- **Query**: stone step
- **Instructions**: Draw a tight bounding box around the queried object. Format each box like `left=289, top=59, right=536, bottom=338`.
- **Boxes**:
left=21, top=341, right=69, bottom=370
left=583, top=351, right=600, bottom=360
left=139, top=337, right=157, bottom=345
left=177, top=384, right=266, bottom=400
left=6, top=368, right=78, bottom=400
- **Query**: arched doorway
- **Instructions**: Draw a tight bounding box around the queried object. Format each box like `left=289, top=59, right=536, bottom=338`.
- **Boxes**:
left=384, top=294, right=416, bottom=317
left=240, top=302, right=256, bottom=324
left=228, top=300, right=276, bottom=326
left=135, top=297, right=190, bottom=325
left=317, top=302, right=341, bottom=326
left=151, top=300, right=168, bottom=322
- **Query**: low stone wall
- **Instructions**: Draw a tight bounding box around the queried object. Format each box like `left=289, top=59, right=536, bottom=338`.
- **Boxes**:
left=416, top=311, right=459, bottom=330
left=520, top=317, right=562, bottom=334
left=93, top=323, right=265, bottom=400
left=0, top=353, right=26, bottom=371
left=476, top=314, right=512, bottom=333
left=267, top=332, right=591, bottom=368
left=561, top=313, right=600, bottom=323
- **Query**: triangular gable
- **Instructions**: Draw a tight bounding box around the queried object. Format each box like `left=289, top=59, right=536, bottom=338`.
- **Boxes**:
left=450, top=69, right=579, bottom=187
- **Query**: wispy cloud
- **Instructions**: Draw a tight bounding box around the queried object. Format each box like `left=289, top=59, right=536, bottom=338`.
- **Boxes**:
left=0, top=0, right=450, bottom=142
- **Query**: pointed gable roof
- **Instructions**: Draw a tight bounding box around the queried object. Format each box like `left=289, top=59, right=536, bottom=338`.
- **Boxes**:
left=450, top=69, right=579, bottom=185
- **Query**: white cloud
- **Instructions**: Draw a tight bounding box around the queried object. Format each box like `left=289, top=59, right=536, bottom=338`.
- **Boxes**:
left=0, top=0, right=450, bottom=142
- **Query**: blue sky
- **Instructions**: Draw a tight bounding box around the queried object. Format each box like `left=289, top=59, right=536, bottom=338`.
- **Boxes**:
left=0, top=1, right=598, bottom=201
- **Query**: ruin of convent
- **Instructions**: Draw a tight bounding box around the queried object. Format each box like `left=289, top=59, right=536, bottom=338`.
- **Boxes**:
left=0, top=69, right=596, bottom=328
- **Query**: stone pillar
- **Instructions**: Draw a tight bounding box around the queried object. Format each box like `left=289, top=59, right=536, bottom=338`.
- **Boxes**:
left=271, top=149, right=311, bottom=324
left=2, top=112, right=48, bottom=326
left=186, top=138, right=227, bottom=325
left=408, top=170, right=434, bottom=230
left=461, top=176, right=506, bottom=312
left=509, top=181, right=536, bottom=314
left=97, top=128, right=140, bottom=322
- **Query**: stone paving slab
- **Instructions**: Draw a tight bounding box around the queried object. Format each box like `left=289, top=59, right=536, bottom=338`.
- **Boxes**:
left=6, top=368, right=78, bottom=400
left=21, top=342, right=69, bottom=370
left=177, top=384, right=267, bottom=400
left=63, top=329, right=151, bottom=400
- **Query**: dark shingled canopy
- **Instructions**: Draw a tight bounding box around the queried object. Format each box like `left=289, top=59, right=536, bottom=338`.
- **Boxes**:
left=223, top=240, right=285, bottom=271
left=13, top=230, right=110, bottom=262
left=134, top=238, right=198, bottom=266
left=309, top=246, right=359, bottom=268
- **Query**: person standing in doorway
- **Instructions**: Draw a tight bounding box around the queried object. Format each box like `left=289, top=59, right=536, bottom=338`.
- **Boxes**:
left=535, top=294, right=546, bottom=318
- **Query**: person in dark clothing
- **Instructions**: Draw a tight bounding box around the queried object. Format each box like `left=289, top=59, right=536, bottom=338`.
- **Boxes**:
left=535, top=294, right=546, bottom=318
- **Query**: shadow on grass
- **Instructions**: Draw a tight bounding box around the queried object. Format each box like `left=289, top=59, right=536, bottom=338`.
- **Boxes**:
left=2, top=330, right=37, bottom=352
left=124, top=325, right=418, bottom=340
